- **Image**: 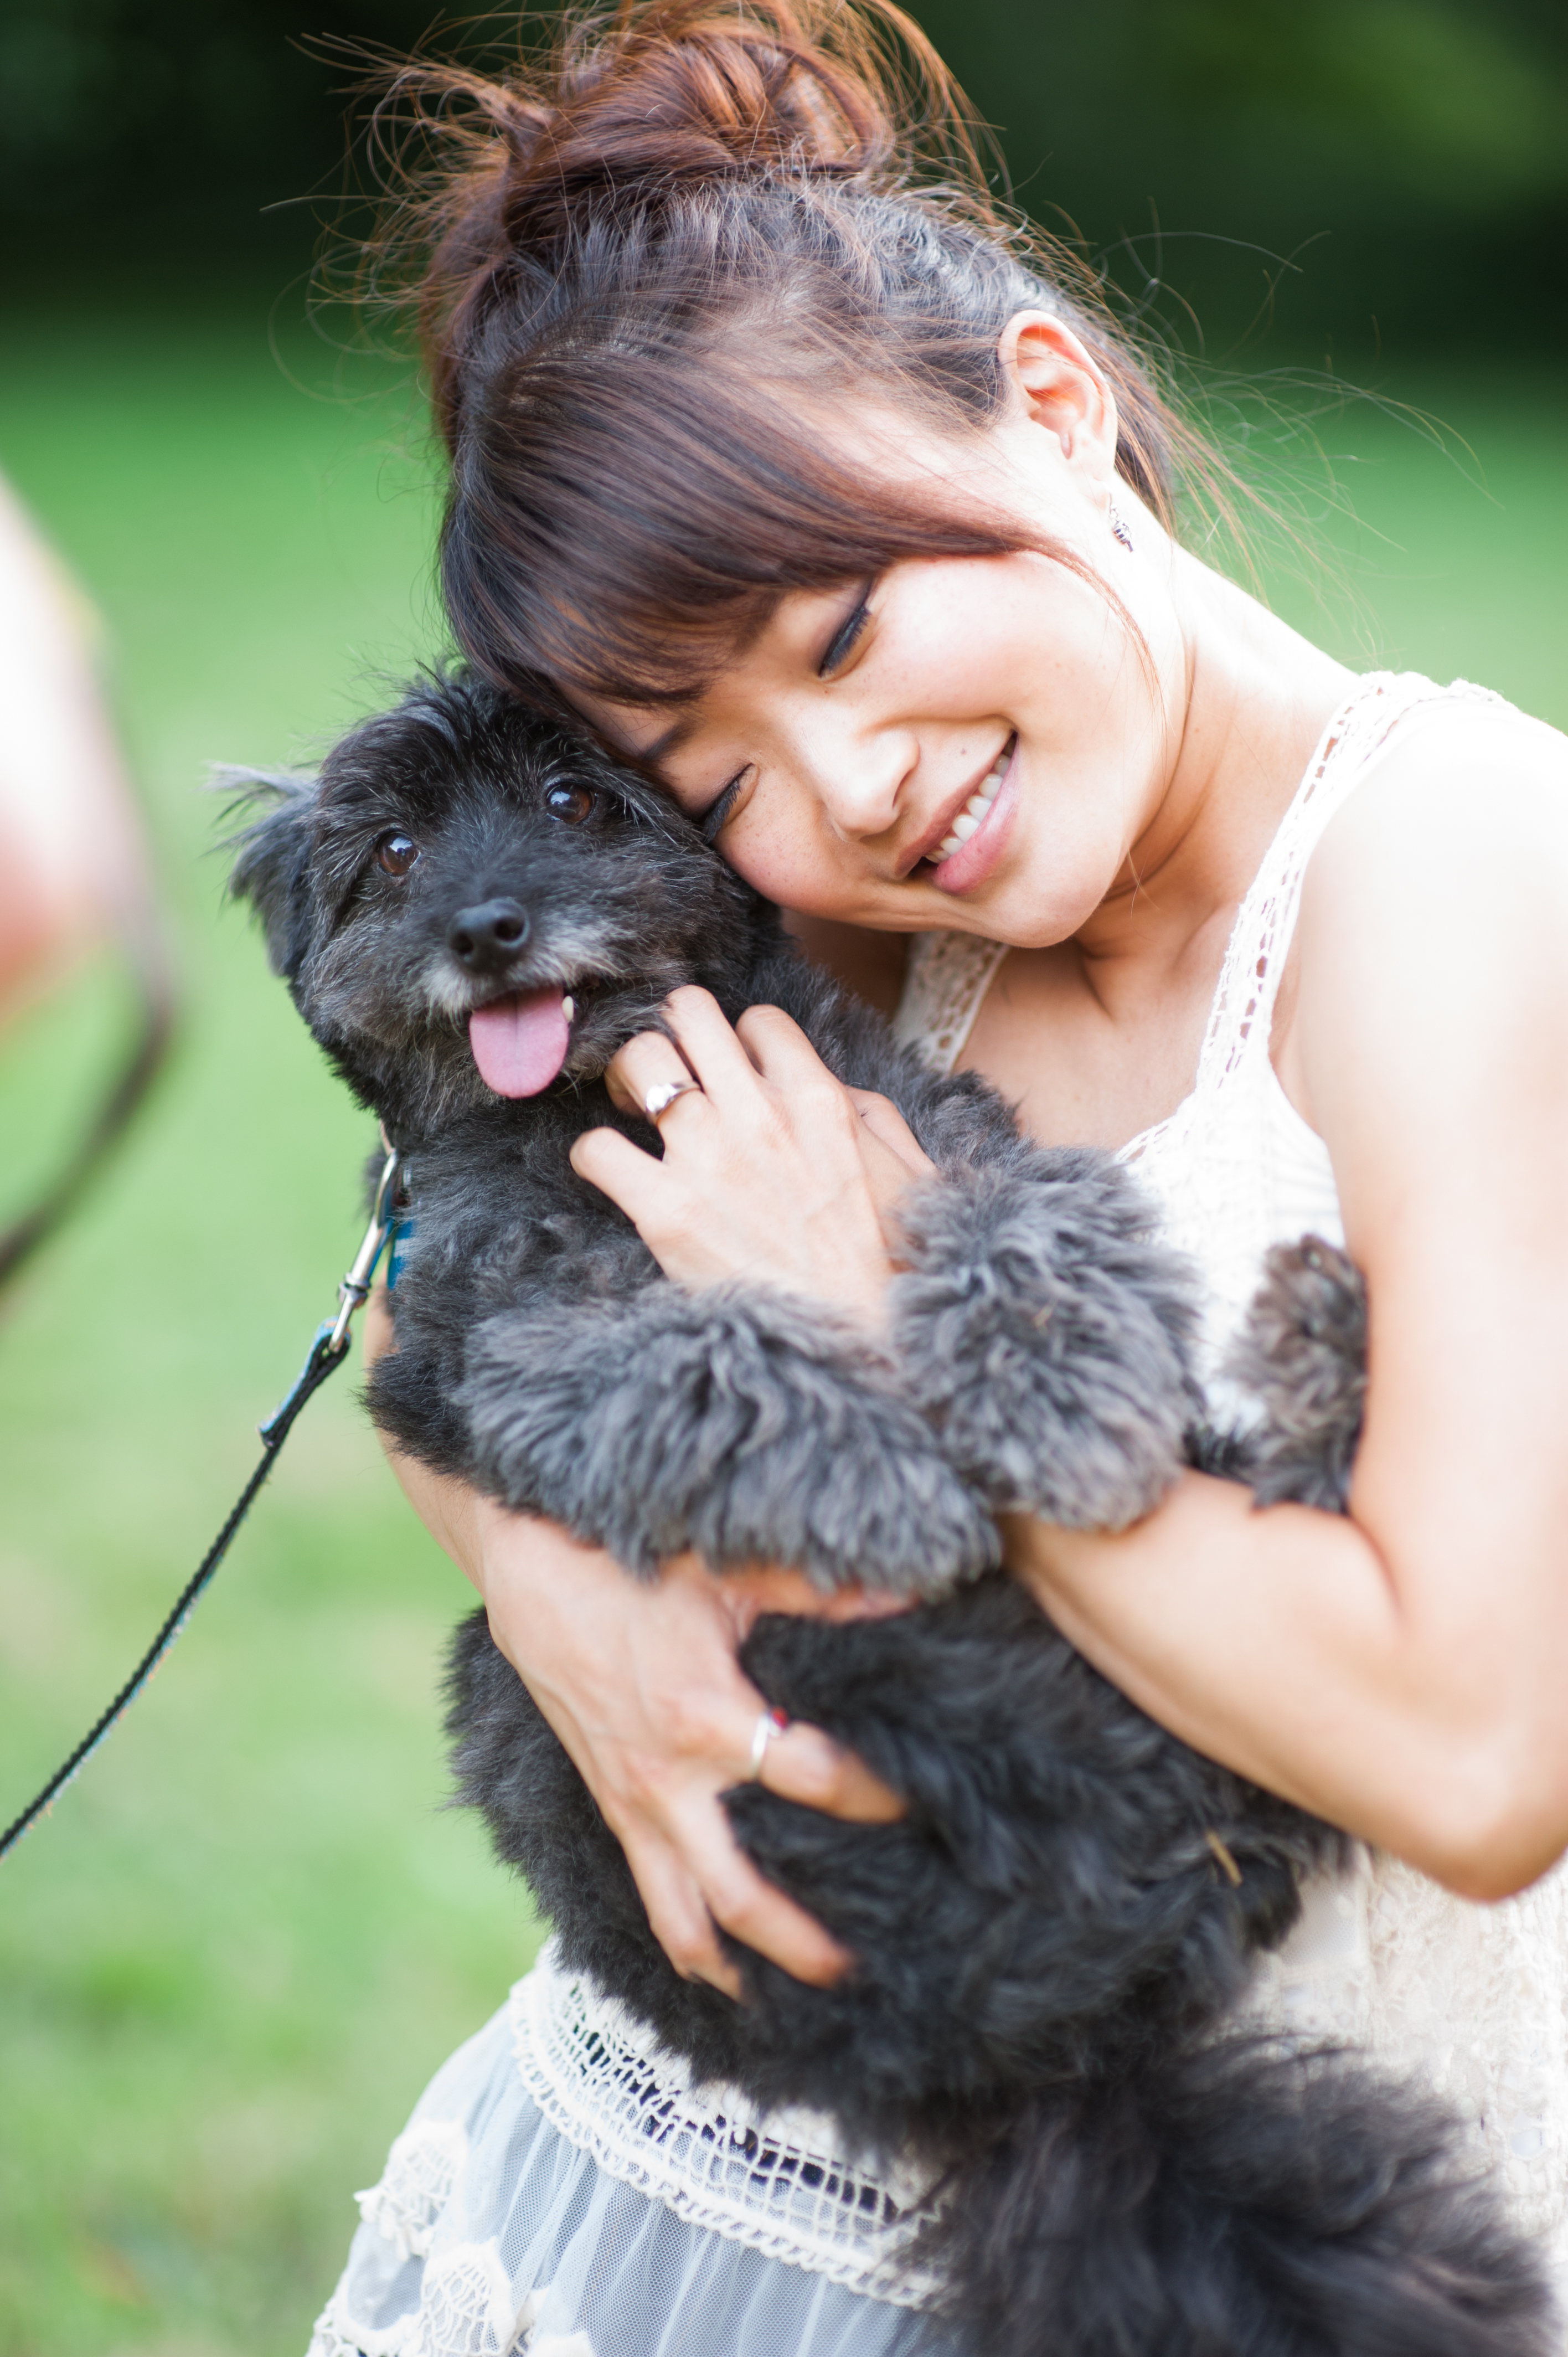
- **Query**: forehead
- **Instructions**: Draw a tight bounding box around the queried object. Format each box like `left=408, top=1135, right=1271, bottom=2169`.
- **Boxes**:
left=322, top=708, right=594, bottom=824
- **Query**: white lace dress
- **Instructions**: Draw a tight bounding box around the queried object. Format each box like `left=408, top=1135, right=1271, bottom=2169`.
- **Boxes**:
left=311, top=671, right=1568, bottom=2357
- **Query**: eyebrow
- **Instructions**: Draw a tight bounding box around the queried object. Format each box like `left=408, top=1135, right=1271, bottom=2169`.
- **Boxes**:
left=634, top=715, right=698, bottom=768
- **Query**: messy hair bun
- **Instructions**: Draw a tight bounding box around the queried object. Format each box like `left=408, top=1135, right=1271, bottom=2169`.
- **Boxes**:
left=359, top=1, right=1213, bottom=709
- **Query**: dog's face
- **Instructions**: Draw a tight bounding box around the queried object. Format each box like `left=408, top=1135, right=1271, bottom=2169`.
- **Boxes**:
left=226, top=672, right=759, bottom=1139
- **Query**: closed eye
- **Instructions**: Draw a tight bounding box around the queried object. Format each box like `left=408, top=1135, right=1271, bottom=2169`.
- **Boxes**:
left=818, top=588, right=873, bottom=679
left=701, top=766, right=753, bottom=843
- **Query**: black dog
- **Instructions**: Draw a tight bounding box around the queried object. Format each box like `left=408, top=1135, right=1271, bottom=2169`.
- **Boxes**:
left=229, top=672, right=1551, bottom=2356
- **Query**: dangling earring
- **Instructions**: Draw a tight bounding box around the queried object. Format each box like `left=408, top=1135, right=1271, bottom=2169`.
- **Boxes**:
left=1108, top=498, right=1134, bottom=553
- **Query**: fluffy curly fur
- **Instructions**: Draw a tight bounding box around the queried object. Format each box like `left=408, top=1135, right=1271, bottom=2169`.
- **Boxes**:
left=229, top=672, right=1551, bottom=2356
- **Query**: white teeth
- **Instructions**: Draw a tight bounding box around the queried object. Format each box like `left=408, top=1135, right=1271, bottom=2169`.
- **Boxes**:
left=928, top=740, right=1014, bottom=863
left=562, top=994, right=576, bottom=1023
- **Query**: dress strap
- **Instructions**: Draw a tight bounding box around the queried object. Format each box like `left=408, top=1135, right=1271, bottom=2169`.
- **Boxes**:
left=891, top=931, right=1009, bottom=1075
left=1190, top=672, right=1504, bottom=1097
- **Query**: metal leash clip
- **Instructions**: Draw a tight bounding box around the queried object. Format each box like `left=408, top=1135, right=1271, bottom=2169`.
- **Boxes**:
left=259, top=1146, right=401, bottom=1449
left=334, top=1143, right=405, bottom=1345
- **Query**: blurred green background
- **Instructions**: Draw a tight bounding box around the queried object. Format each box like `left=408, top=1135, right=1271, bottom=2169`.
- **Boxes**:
left=0, top=4, right=1564, bottom=2354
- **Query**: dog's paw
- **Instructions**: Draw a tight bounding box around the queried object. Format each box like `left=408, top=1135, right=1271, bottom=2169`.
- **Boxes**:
left=1223, top=1235, right=1367, bottom=1513
left=891, top=1156, right=1200, bottom=1528
left=457, top=1285, right=998, bottom=1595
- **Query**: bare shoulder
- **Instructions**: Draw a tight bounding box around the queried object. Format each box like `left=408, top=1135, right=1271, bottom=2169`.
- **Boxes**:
left=1294, top=697, right=1568, bottom=1023
left=1286, top=693, right=1568, bottom=1196
left=1304, top=697, right=1568, bottom=923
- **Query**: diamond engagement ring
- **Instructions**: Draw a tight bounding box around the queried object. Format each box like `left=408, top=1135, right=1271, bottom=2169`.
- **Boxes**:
left=747, top=1707, right=790, bottom=1781
left=643, top=1077, right=702, bottom=1121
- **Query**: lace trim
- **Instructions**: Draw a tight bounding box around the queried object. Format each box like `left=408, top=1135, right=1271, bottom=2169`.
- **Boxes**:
left=357, top=2119, right=470, bottom=2261
left=308, top=2247, right=564, bottom=2357
left=508, top=1947, right=941, bottom=2308
left=1122, top=672, right=1503, bottom=1167
left=307, top=2303, right=372, bottom=2357
left=890, top=932, right=1008, bottom=1074
left=1245, top=1847, right=1568, bottom=2257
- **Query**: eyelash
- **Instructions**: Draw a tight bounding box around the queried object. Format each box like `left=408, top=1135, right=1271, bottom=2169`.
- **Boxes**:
left=698, top=589, right=871, bottom=838
left=819, top=595, right=871, bottom=678
left=701, top=768, right=751, bottom=842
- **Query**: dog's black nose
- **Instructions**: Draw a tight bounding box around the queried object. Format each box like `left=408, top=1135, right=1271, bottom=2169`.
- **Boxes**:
left=448, top=898, right=530, bottom=972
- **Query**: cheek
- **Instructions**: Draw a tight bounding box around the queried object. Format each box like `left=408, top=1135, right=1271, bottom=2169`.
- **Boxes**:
left=720, top=806, right=862, bottom=919
left=890, top=548, right=1094, bottom=688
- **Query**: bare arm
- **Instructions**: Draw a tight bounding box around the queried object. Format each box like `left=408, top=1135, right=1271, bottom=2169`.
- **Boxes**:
left=1013, top=712, right=1568, bottom=1899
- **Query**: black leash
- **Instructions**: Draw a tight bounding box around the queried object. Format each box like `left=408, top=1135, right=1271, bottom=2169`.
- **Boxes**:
left=0, top=977, right=174, bottom=1295
left=0, top=1147, right=402, bottom=1864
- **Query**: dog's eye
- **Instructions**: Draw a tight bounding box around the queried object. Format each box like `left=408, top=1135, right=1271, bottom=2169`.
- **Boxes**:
left=376, top=832, right=420, bottom=878
left=545, top=785, right=596, bottom=826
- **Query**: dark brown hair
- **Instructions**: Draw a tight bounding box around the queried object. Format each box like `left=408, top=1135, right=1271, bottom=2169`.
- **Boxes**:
left=362, top=1, right=1227, bottom=714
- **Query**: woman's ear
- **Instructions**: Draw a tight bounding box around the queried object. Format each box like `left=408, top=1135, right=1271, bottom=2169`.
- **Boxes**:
left=996, top=311, right=1120, bottom=492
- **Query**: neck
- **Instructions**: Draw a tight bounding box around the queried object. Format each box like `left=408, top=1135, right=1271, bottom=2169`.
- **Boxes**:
left=1071, top=548, right=1352, bottom=995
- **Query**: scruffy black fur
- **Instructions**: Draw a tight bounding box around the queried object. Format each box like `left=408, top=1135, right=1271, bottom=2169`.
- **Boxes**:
left=229, top=673, right=1551, bottom=2356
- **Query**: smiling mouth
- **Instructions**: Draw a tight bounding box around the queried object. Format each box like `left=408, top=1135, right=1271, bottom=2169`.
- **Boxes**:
left=928, top=737, right=1014, bottom=867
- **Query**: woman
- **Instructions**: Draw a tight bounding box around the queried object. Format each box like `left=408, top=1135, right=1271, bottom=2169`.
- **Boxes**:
left=311, top=4, right=1568, bottom=2351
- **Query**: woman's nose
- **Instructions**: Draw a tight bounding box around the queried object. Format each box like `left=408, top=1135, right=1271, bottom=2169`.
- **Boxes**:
left=804, top=724, right=916, bottom=841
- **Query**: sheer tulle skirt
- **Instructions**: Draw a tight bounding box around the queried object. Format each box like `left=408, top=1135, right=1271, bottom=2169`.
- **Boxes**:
left=307, top=1965, right=957, bottom=2357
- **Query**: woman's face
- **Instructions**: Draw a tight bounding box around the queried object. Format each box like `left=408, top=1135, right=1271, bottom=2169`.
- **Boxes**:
left=582, top=327, right=1193, bottom=951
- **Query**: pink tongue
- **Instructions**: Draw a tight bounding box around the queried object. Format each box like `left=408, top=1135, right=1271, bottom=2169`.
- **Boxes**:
left=468, top=989, right=571, bottom=1098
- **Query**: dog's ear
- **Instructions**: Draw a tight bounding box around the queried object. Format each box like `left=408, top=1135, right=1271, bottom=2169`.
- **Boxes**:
left=218, top=768, right=318, bottom=982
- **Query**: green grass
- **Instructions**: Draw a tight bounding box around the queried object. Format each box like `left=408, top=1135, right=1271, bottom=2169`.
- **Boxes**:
left=0, top=320, right=538, bottom=2357
left=0, top=317, right=1562, bottom=2356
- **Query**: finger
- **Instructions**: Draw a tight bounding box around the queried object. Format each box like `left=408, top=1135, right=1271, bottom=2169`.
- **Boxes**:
left=845, top=1089, right=936, bottom=1181
left=854, top=1124, right=945, bottom=1264
left=684, top=1602, right=905, bottom=1826
left=694, top=1821, right=853, bottom=1987
left=360, top=1283, right=395, bottom=1372
left=630, top=1836, right=745, bottom=1999
left=809, top=1584, right=914, bottom=1624
left=604, top=1028, right=702, bottom=1121
left=858, top=1129, right=917, bottom=1187
left=734, top=1000, right=854, bottom=1090
left=632, top=1773, right=852, bottom=1991
left=759, top=1721, right=905, bottom=1825
left=659, top=985, right=784, bottom=1104
left=570, top=1124, right=673, bottom=1217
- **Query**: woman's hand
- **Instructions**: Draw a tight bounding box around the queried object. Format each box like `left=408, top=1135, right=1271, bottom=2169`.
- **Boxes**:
left=479, top=1522, right=906, bottom=1998
left=363, top=1291, right=906, bottom=1999
left=569, top=985, right=933, bottom=1321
